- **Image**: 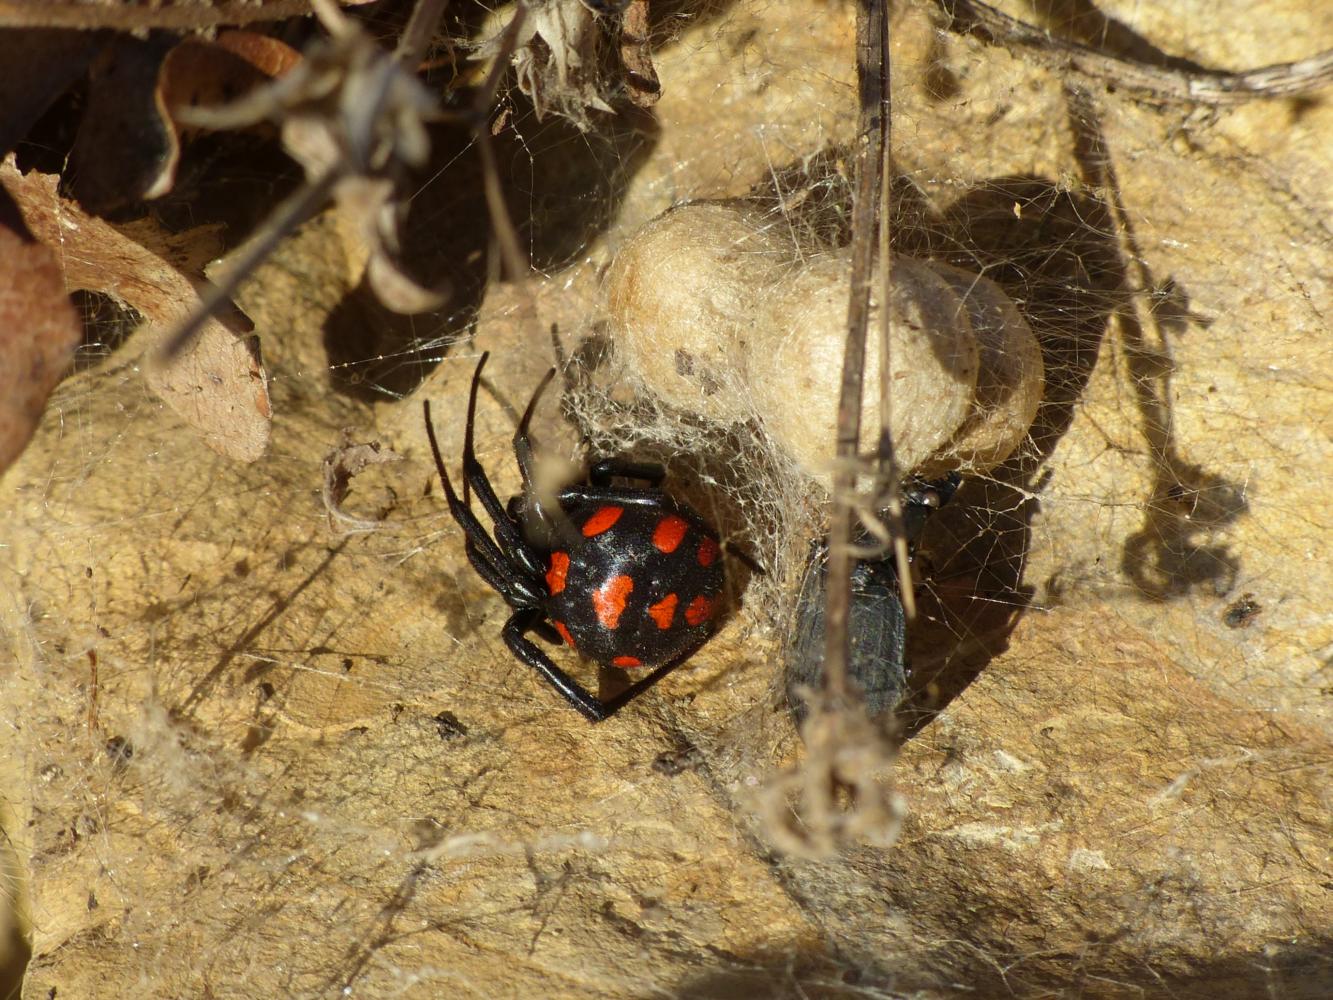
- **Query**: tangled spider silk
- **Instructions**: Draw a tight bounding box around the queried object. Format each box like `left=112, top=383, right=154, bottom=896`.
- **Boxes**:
left=605, top=202, right=1044, bottom=486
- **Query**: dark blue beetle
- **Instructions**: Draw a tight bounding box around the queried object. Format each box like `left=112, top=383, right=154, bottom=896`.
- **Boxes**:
left=786, top=475, right=960, bottom=725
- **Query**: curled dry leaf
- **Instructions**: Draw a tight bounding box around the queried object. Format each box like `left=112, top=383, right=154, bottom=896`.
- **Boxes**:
left=489, top=0, right=662, bottom=121
left=0, top=222, right=81, bottom=475
left=67, top=34, right=179, bottom=215
left=0, top=157, right=271, bottom=462
left=3, top=28, right=299, bottom=213
left=618, top=0, right=661, bottom=109
left=160, top=30, right=305, bottom=123
left=322, top=435, right=403, bottom=533
left=339, top=175, right=447, bottom=314
left=206, top=28, right=309, bottom=80
left=480, top=0, right=613, bottom=128
left=152, top=31, right=304, bottom=199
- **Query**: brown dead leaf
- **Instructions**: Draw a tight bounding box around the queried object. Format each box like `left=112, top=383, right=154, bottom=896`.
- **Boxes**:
left=1, top=28, right=300, bottom=213
left=0, top=157, right=271, bottom=462
left=0, top=220, right=81, bottom=475
left=211, top=28, right=307, bottom=79
left=0, top=1, right=370, bottom=32
left=322, top=434, right=403, bottom=533
left=166, top=3, right=449, bottom=325
left=152, top=31, right=303, bottom=198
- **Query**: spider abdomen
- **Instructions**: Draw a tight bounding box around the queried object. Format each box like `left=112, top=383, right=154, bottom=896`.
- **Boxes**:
left=544, top=496, right=725, bottom=670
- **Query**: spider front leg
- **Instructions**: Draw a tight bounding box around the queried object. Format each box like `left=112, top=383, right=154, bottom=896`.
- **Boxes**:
left=456, top=356, right=549, bottom=581
left=461, top=538, right=546, bottom=608
left=502, top=608, right=685, bottom=723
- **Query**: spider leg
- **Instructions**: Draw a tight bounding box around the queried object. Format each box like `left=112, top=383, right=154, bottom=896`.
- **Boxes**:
left=425, top=398, right=544, bottom=603
left=464, top=539, right=545, bottom=607
left=502, top=609, right=686, bottom=722
left=512, top=362, right=557, bottom=485
left=721, top=543, right=768, bottom=576
left=556, top=485, right=672, bottom=508
left=460, top=353, right=551, bottom=579
left=503, top=608, right=607, bottom=721
left=507, top=362, right=581, bottom=550
left=588, top=458, right=666, bottom=489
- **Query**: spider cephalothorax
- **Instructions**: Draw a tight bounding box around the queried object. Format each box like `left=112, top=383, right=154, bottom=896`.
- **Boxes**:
left=423, top=352, right=736, bottom=722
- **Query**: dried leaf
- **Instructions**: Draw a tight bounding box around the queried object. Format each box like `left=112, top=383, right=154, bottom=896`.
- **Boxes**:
left=322, top=435, right=403, bottom=533
left=171, top=5, right=448, bottom=320
left=153, top=31, right=303, bottom=197
left=482, top=0, right=613, bottom=128
left=143, top=307, right=271, bottom=463
left=210, top=28, right=307, bottom=79
left=0, top=157, right=271, bottom=461
left=478, top=1, right=661, bottom=124
left=0, top=1, right=373, bottom=32
left=0, top=220, right=80, bottom=475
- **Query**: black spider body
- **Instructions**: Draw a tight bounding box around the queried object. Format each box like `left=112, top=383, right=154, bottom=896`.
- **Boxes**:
left=423, top=352, right=733, bottom=722
left=542, top=492, right=724, bottom=671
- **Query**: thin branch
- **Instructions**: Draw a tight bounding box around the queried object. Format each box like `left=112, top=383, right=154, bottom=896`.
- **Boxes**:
left=157, top=169, right=339, bottom=361
left=0, top=0, right=325, bottom=31
left=824, top=0, right=890, bottom=705
left=396, top=0, right=450, bottom=72
left=469, top=2, right=531, bottom=282
left=876, top=18, right=913, bottom=622
left=158, top=0, right=453, bottom=364
left=936, top=0, right=1333, bottom=104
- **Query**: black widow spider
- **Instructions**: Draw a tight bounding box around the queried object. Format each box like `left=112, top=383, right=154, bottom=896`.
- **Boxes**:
left=423, top=352, right=748, bottom=722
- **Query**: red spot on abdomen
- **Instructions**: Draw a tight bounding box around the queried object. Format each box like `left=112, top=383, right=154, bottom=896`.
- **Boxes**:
left=612, top=655, right=642, bottom=668
left=685, top=595, right=714, bottom=626
left=697, top=537, right=719, bottom=567
left=652, top=515, right=688, bottom=553
left=592, top=574, right=633, bottom=628
left=545, top=551, right=569, bottom=594
left=582, top=506, right=624, bottom=537
left=553, top=620, right=575, bottom=647
left=647, top=593, right=678, bottom=629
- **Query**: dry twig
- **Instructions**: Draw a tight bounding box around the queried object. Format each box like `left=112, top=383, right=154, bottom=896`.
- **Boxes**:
left=937, top=0, right=1333, bottom=104
left=759, top=0, right=905, bottom=860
